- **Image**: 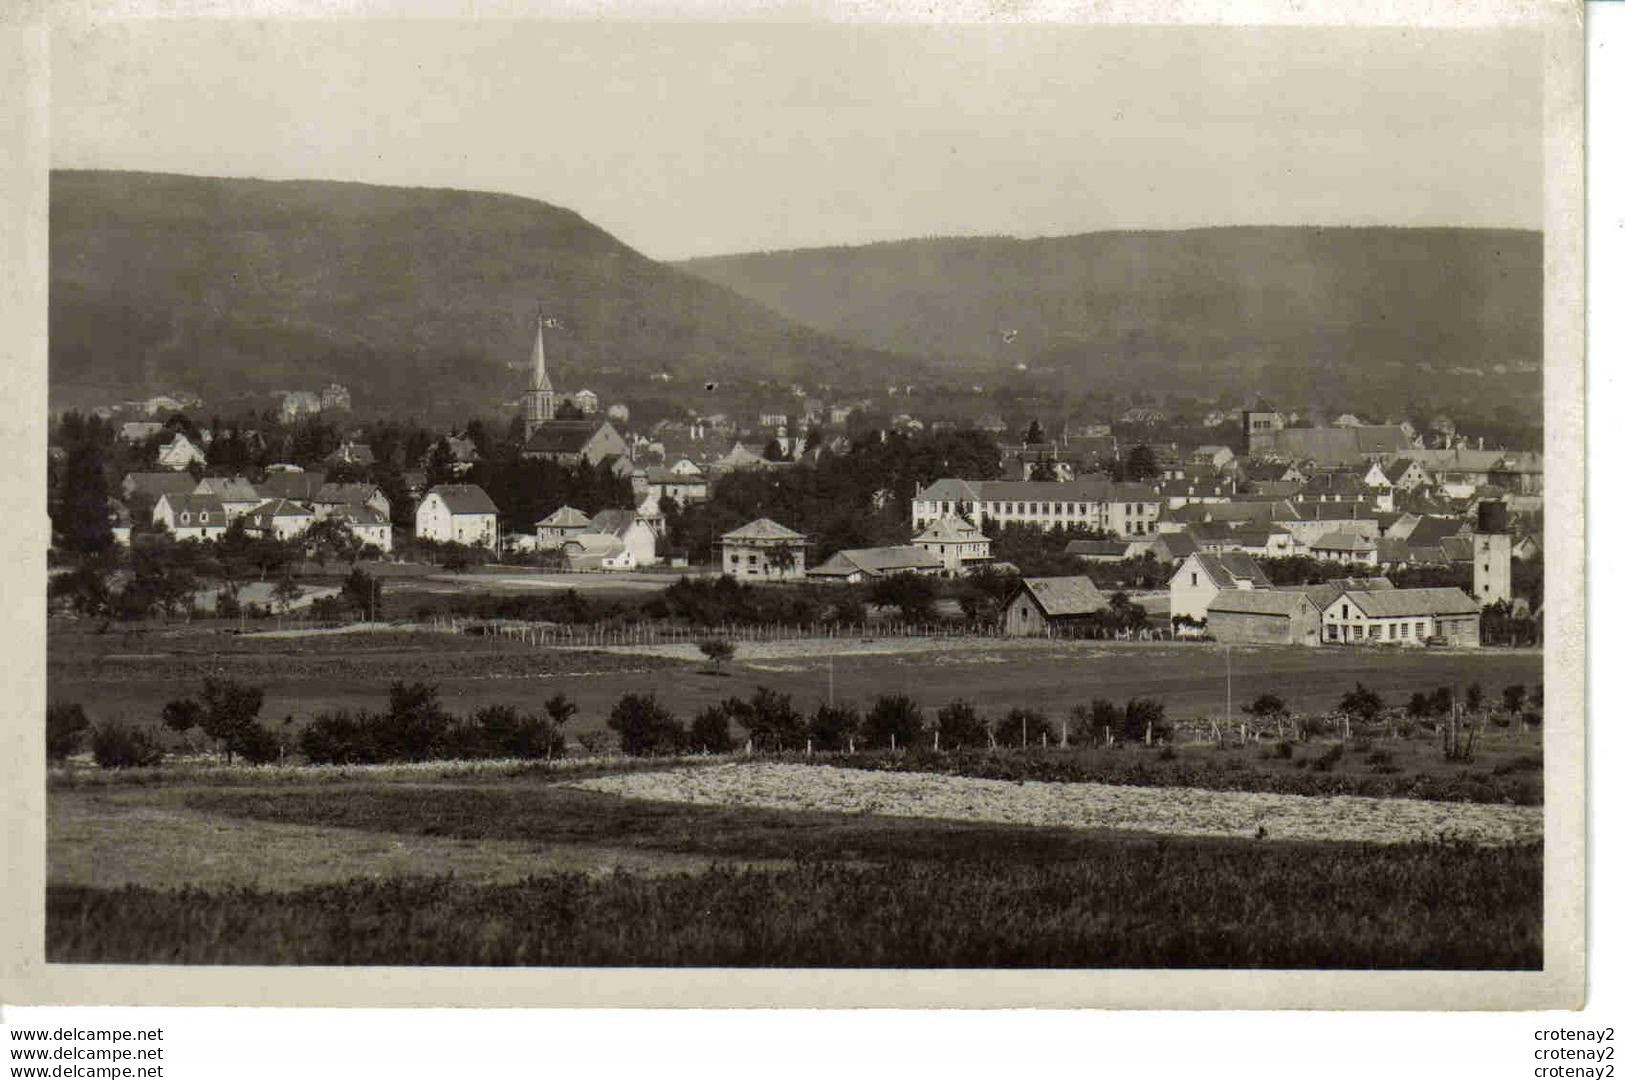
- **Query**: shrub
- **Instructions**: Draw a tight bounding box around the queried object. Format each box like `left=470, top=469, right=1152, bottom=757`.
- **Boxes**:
left=1082, top=699, right=1123, bottom=745
left=1273, top=739, right=1293, bottom=760
left=375, top=681, right=451, bottom=761
left=1121, top=698, right=1169, bottom=744
left=469, top=704, right=567, bottom=760
left=861, top=694, right=925, bottom=750
left=935, top=700, right=985, bottom=750
left=1156, top=745, right=1178, bottom=761
left=233, top=722, right=283, bottom=765
left=299, top=710, right=377, bottom=765
left=90, top=721, right=164, bottom=769
left=994, top=707, right=1054, bottom=748
left=161, top=678, right=271, bottom=763
left=807, top=702, right=860, bottom=753
left=698, top=639, right=737, bottom=670
left=690, top=705, right=737, bottom=753
left=731, top=687, right=803, bottom=753
left=1243, top=693, right=1290, bottom=723
left=607, top=693, right=686, bottom=756
left=161, top=697, right=203, bottom=736
left=1338, top=683, right=1385, bottom=724
left=543, top=693, right=578, bottom=730
left=46, top=704, right=91, bottom=763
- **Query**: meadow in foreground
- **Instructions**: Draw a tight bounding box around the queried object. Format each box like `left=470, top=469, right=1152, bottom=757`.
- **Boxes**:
left=48, top=774, right=1542, bottom=968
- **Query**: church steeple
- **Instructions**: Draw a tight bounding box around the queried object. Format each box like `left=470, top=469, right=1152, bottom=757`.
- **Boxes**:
left=521, top=313, right=557, bottom=439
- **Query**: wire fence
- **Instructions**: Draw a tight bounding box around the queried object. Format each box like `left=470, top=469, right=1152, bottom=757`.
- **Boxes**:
left=415, top=616, right=1177, bottom=648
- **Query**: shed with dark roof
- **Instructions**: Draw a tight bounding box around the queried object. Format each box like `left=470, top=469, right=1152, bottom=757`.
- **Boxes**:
left=1003, top=576, right=1110, bottom=636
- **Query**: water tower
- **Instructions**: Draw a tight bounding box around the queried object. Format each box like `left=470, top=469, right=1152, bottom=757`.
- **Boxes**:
left=1473, top=500, right=1512, bottom=606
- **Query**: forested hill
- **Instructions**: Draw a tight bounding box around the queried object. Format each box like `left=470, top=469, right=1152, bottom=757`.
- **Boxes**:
left=49, top=171, right=932, bottom=418
left=677, top=227, right=1544, bottom=419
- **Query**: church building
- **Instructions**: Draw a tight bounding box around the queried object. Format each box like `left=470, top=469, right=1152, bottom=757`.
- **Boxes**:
left=517, top=314, right=631, bottom=468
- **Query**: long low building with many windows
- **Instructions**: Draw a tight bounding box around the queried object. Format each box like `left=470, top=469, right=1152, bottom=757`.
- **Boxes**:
left=1320, top=587, right=1481, bottom=647
left=912, top=478, right=1160, bottom=537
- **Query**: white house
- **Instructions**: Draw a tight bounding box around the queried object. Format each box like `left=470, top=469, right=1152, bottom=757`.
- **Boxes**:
left=1190, top=445, right=1236, bottom=469
left=152, top=493, right=228, bottom=542
left=1320, top=587, right=1480, bottom=647
left=328, top=503, right=393, bottom=553
left=156, top=432, right=207, bottom=471
left=311, top=483, right=390, bottom=521
left=191, top=476, right=261, bottom=519
left=120, top=421, right=165, bottom=443
left=243, top=498, right=315, bottom=541
left=1307, top=531, right=1380, bottom=566
left=584, top=509, right=659, bottom=567
left=535, top=505, right=593, bottom=549
left=668, top=457, right=704, bottom=477
left=561, top=533, right=636, bottom=571
left=415, top=484, right=499, bottom=546
left=1169, top=552, right=1272, bottom=621
left=909, top=512, right=992, bottom=575
left=644, top=465, right=708, bottom=506
left=1364, top=457, right=1431, bottom=493
left=719, top=518, right=807, bottom=580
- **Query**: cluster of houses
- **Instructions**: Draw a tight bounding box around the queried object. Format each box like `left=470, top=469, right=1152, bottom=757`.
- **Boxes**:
left=1167, top=551, right=1486, bottom=647
left=122, top=470, right=395, bottom=552
left=909, top=402, right=1541, bottom=582
left=991, top=555, right=1486, bottom=647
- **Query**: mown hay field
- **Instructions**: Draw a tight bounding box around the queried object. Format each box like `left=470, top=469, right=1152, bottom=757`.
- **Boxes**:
left=569, top=762, right=1542, bottom=845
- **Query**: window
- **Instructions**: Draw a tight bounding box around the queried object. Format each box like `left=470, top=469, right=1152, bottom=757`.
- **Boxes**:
left=1400, top=622, right=1409, bottom=638
left=1341, top=603, right=1349, bottom=619
left=1416, top=621, right=1426, bottom=638
left=1190, top=573, right=1198, bottom=587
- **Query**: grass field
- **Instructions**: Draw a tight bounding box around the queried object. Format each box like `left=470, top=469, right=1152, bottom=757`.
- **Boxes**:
left=46, top=766, right=1541, bottom=968
left=48, top=624, right=1544, bottom=750
left=45, top=615, right=1546, bottom=968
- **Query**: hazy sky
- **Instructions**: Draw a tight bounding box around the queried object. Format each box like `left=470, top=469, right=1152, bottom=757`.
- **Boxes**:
left=51, top=20, right=1543, bottom=260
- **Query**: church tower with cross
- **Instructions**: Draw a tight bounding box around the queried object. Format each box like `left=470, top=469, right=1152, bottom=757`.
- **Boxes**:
left=521, top=314, right=558, bottom=440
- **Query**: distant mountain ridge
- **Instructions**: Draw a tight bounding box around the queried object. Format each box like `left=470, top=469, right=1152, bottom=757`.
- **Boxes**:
left=677, top=227, right=1543, bottom=417
left=49, top=170, right=932, bottom=419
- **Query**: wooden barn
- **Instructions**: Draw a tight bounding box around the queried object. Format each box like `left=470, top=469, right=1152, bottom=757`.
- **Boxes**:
left=1002, top=576, right=1108, bottom=637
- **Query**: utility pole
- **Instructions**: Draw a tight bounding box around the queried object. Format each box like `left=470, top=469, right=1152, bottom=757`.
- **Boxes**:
left=1225, top=644, right=1232, bottom=727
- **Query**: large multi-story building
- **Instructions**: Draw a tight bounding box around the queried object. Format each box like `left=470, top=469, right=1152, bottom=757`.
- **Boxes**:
left=911, top=478, right=1160, bottom=537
